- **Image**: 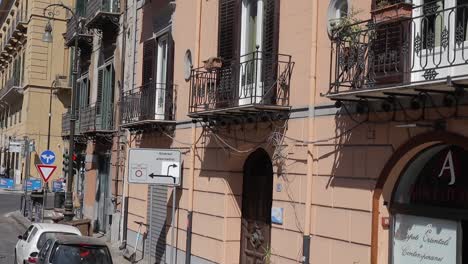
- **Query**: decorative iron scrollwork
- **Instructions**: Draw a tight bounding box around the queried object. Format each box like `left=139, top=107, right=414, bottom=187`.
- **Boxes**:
left=426, top=31, right=435, bottom=50
left=423, top=69, right=439, bottom=80
left=424, top=2, right=440, bottom=15
left=249, top=224, right=264, bottom=249
left=441, top=27, right=449, bottom=49
left=456, top=24, right=465, bottom=47
left=414, top=34, right=422, bottom=53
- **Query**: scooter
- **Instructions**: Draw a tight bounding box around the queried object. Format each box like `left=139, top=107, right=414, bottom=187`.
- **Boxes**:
left=123, top=221, right=148, bottom=263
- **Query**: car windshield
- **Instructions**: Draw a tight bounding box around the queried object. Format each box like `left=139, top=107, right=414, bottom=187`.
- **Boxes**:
left=37, top=232, right=77, bottom=249
left=50, top=244, right=112, bottom=264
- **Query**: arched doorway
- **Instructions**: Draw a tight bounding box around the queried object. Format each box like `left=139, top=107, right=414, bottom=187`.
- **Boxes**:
left=389, top=144, right=468, bottom=264
left=239, top=148, right=273, bottom=263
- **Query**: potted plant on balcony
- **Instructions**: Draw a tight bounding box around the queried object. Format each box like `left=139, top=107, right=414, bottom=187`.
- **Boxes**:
left=330, top=9, right=364, bottom=77
left=372, top=0, right=412, bottom=24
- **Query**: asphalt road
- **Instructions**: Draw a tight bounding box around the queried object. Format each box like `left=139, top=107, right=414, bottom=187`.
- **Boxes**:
left=0, top=192, right=25, bottom=264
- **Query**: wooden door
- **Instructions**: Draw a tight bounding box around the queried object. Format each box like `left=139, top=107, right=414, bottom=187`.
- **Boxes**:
left=240, top=149, right=273, bottom=264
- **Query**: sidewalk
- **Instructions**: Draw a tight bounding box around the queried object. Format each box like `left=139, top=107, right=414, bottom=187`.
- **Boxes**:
left=0, top=184, right=24, bottom=194
left=7, top=210, right=130, bottom=264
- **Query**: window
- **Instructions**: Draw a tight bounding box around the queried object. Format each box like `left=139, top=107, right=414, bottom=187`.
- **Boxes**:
left=155, top=34, right=171, bottom=120
left=38, top=239, right=53, bottom=262
left=328, top=0, right=349, bottom=35
left=37, top=232, right=78, bottom=250
left=27, top=227, right=38, bottom=243
left=22, top=225, right=34, bottom=241
left=457, top=0, right=468, bottom=42
left=422, top=0, right=444, bottom=49
left=50, top=245, right=112, bottom=264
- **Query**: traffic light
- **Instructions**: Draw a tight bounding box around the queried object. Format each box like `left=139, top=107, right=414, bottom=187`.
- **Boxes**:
left=63, top=152, right=69, bottom=174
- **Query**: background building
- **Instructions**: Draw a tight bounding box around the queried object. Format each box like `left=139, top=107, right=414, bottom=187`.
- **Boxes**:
left=0, top=0, right=71, bottom=185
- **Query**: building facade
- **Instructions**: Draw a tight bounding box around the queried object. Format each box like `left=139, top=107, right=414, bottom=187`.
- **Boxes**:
left=61, top=0, right=123, bottom=239
left=0, top=0, right=71, bottom=185
left=68, top=0, right=468, bottom=263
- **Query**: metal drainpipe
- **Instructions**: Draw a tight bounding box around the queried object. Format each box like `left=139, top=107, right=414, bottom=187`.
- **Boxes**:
left=186, top=1, right=203, bottom=263
left=121, top=0, right=139, bottom=245
left=303, top=0, right=319, bottom=263
left=117, top=0, right=128, bottom=244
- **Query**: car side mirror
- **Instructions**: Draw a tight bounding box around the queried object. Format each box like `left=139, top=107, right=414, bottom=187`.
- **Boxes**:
left=17, top=235, right=22, bottom=240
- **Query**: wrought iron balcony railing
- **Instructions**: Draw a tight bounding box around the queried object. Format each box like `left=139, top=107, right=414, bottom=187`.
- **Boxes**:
left=328, top=1, right=468, bottom=96
left=79, top=103, right=114, bottom=133
left=189, top=51, right=293, bottom=116
left=61, top=109, right=81, bottom=136
left=86, top=0, right=119, bottom=29
left=121, top=82, right=176, bottom=126
left=64, top=17, right=92, bottom=47
left=0, top=77, right=21, bottom=100
left=62, top=111, right=70, bottom=135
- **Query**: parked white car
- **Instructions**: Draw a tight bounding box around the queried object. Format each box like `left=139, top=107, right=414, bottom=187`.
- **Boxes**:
left=15, top=223, right=82, bottom=264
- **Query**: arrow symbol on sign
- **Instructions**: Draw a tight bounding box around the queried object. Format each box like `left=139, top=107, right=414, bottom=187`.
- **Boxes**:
left=149, top=173, right=157, bottom=179
left=41, top=154, right=54, bottom=163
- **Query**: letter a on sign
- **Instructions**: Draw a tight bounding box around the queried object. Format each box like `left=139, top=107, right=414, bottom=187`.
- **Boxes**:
left=438, top=150, right=456, bottom=185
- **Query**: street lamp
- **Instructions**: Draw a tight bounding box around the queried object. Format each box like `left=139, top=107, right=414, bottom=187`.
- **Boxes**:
left=42, top=21, right=53, bottom=43
left=42, top=3, right=80, bottom=222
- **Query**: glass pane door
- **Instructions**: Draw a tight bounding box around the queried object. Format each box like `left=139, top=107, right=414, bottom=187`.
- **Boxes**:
left=155, top=36, right=168, bottom=120
left=239, top=0, right=264, bottom=105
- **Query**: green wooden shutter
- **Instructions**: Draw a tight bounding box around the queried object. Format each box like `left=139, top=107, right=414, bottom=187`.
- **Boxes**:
left=218, top=0, right=240, bottom=63
left=262, top=0, right=279, bottom=103
left=142, top=40, right=155, bottom=85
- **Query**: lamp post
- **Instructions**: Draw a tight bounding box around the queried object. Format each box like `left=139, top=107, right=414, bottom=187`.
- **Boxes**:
left=42, top=4, right=80, bottom=221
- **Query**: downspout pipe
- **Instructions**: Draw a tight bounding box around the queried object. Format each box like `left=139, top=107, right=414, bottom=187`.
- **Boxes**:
left=186, top=1, right=203, bottom=263
left=303, top=0, right=319, bottom=263
left=117, top=0, right=128, bottom=245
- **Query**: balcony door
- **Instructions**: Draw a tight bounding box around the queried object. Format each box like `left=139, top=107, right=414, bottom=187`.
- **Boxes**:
left=238, top=0, right=278, bottom=106
left=155, top=35, right=168, bottom=120
left=411, top=0, right=468, bottom=82
left=239, top=0, right=264, bottom=105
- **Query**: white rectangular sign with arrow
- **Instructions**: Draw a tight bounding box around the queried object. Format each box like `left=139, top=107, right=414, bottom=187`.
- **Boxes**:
left=128, top=148, right=181, bottom=186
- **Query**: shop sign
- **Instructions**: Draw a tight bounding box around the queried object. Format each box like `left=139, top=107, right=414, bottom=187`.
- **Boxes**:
left=393, top=214, right=458, bottom=264
left=409, top=146, right=468, bottom=209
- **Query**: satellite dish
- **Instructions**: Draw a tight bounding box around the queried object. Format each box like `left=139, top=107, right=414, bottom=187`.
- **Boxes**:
left=184, top=50, right=192, bottom=82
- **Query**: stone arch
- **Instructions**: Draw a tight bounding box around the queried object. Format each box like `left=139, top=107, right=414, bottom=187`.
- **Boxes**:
left=370, top=131, right=468, bottom=264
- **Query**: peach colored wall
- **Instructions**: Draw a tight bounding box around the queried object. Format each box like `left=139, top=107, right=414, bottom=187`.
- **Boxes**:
left=123, top=0, right=468, bottom=264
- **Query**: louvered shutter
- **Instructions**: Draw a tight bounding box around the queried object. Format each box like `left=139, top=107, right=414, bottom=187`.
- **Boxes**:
left=218, top=0, right=240, bottom=63
left=262, top=0, right=279, bottom=104
left=142, top=39, right=155, bottom=86
left=97, top=68, right=104, bottom=114
left=165, top=32, right=175, bottom=119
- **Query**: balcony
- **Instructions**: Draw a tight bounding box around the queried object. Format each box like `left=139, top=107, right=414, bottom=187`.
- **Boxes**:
left=327, top=1, right=468, bottom=101
left=62, top=111, right=70, bottom=135
left=86, top=0, right=119, bottom=30
left=13, top=7, right=27, bottom=40
left=64, top=17, right=93, bottom=49
left=121, top=83, right=176, bottom=130
left=61, top=109, right=81, bottom=136
left=189, top=51, right=293, bottom=121
left=0, top=77, right=22, bottom=102
left=79, top=103, right=114, bottom=134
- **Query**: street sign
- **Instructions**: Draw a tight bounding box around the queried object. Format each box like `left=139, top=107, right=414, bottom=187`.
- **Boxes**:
left=40, top=150, right=56, bottom=165
left=128, top=148, right=181, bottom=186
left=9, top=141, right=22, bottom=153
left=36, top=164, right=57, bottom=183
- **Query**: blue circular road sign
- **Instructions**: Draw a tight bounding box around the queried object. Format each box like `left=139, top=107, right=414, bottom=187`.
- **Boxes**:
left=40, top=150, right=56, bottom=165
